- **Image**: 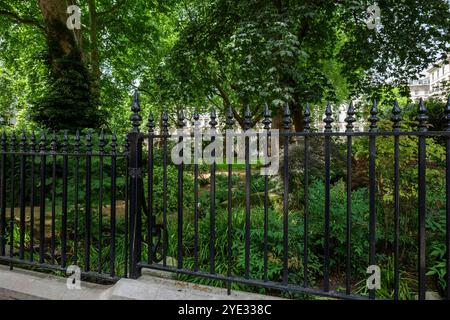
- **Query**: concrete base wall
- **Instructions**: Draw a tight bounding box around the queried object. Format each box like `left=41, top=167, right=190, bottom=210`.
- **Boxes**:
left=0, top=265, right=280, bottom=300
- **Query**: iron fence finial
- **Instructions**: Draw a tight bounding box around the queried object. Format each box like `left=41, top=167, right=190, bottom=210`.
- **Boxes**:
left=369, top=100, right=379, bottom=132
left=210, top=108, right=218, bottom=129
left=162, top=111, right=169, bottom=135
left=131, top=91, right=142, bottom=132
left=86, top=132, right=93, bottom=153
left=62, top=130, right=68, bottom=153
left=345, top=102, right=356, bottom=133
left=111, top=132, right=117, bottom=153
left=30, top=131, right=36, bottom=153
left=74, top=130, right=80, bottom=153
left=148, top=112, right=155, bottom=133
left=417, top=98, right=428, bottom=132
left=391, top=100, right=402, bottom=132
left=39, top=132, right=46, bottom=152
left=178, top=110, right=186, bottom=128
left=20, top=130, right=26, bottom=152
left=283, top=102, right=291, bottom=131
left=324, top=101, right=333, bottom=132
left=262, top=103, right=271, bottom=130
left=304, top=103, right=311, bottom=132
left=226, top=105, right=235, bottom=129
left=99, top=129, right=106, bottom=152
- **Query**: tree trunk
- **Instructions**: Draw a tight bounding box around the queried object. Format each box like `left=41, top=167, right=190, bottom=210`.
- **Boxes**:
left=32, top=0, right=102, bottom=130
left=38, top=0, right=84, bottom=75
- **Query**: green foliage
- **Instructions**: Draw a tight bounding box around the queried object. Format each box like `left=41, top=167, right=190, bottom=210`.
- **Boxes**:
left=307, top=179, right=370, bottom=277
left=354, top=256, right=418, bottom=300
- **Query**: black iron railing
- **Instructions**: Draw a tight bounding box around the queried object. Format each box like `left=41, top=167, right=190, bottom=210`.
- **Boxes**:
left=1, top=93, right=450, bottom=300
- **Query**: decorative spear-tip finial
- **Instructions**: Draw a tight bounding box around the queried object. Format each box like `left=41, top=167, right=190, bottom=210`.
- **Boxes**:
left=226, top=105, right=235, bottom=129
left=283, top=102, right=292, bottom=131
left=10, top=131, right=16, bottom=152
left=369, top=100, right=379, bottom=132
left=177, top=110, right=186, bottom=128
left=244, top=105, right=252, bottom=130
left=74, top=130, right=80, bottom=153
left=99, top=129, right=106, bottom=153
left=20, top=130, right=26, bottom=152
left=30, top=131, right=36, bottom=153
left=262, top=103, right=272, bottom=130
left=324, top=101, right=333, bottom=132
left=62, top=131, right=68, bottom=153
left=148, top=112, right=155, bottom=134
left=111, top=132, right=117, bottom=153
left=1, top=132, right=6, bottom=152
left=417, top=98, right=428, bottom=132
left=210, top=108, right=218, bottom=129
left=304, top=103, right=311, bottom=132
left=51, top=131, right=57, bottom=153
left=39, top=132, right=46, bottom=153
left=86, top=131, right=93, bottom=153
left=391, top=100, right=402, bottom=132
left=130, top=91, right=142, bottom=132
left=345, top=102, right=356, bottom=133
left=193, top=108, right=200, bottom=128
left=162, top=111, right=169, bottom=135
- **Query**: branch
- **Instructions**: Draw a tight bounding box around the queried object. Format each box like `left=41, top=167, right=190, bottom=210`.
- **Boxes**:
left=0, top=9, right=45, bottom=32
left=97, top=0, right=126, bottom=17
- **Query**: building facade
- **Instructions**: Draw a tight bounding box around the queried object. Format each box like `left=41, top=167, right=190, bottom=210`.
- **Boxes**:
left=409, top=57, right=450, bottom=101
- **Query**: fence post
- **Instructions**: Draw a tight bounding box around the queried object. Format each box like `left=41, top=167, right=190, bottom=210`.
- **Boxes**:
left=129, top=91, right=143, bottom=279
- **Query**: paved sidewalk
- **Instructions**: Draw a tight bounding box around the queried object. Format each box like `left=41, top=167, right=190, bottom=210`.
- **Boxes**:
left=0, top=265, right=281, bottom=300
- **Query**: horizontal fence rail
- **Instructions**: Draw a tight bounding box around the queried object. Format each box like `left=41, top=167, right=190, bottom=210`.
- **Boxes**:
left=1, top=93, right=450, bottom=300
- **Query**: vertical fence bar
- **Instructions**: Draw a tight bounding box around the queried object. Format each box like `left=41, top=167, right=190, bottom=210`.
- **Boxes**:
left=262, top=104, right=271, bottom=283
left=110, top=134, right=117, bottom=277
left=162, top=112, right=169, bottom=267
left=417, top=98, right=428, bottom=300
left=19, top=131, right=26, bottom=260
left=323, top=102, right=333, bottom=291
left=210, top=108, right=217, bottom=275
left=244, top=106, right=252, bottom=279
left=303, top=105, right=311, bottom=287
left=177, top=111, right=185, bottom=270
left=282, top=103, right=291, bottom=285
left=98, top=130, right=106, bottom=273
left=50, top=133, right=57, bottom=264
left=85, top=132, right=92, bottom=272
left=61, top=131, right=68, bottom=269
left=391, top=101, right=402, bottom=300
left=124, top=135, right=129, bottom=277
left=0, top=133, right=6, bottom=257
left=39, top=133, right=46, bottom=264
left=129, top=92, right=143, bottom=279
left=9, top=132, right=16, bottom=269
left=345, top=103, right=355, bottom=295
left=73, top=131, right=80, bottom=266
left=445, top=97, right=450, bottom=301
left=368, top=101, right=378, bottom=300
left=368, top=101, right=379, bottom=298
left=226, top=106, right=235, bottom=294
left=193, top=110, right=200, bottom=272
left=29, top=133, right=36, bottom=262
left=147, top=114, right=154, bottom=265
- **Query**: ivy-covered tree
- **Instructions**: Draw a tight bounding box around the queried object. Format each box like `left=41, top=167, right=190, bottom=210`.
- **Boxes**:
left=0, top=0, right=173, bottom=130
